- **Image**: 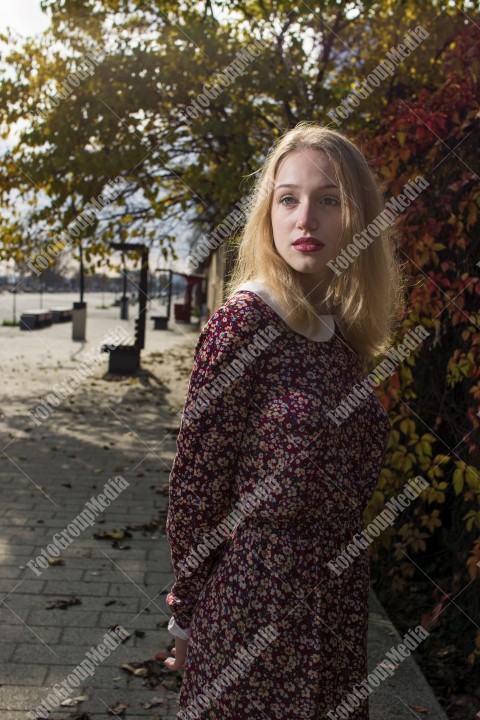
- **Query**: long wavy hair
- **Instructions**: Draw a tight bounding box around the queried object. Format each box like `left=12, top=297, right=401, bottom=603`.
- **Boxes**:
left=224, top=121, right=407, bottom=365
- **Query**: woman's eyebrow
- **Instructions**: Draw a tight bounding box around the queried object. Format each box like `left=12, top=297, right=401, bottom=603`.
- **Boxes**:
left=274, top=183, right=339, bottom=190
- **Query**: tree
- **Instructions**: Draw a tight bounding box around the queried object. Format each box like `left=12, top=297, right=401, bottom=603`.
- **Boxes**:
left=1, top=0, right=471, bottom=271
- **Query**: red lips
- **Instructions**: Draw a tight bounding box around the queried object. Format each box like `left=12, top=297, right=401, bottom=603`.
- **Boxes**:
left=293, top=236, right=324, bottom=247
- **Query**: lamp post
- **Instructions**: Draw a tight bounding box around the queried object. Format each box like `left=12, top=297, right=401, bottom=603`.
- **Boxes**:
left=11, top=288, right=16, bottom=325
left=120, top=253, right=128, bottom=320
left=72, top=240, right=87, bottom=341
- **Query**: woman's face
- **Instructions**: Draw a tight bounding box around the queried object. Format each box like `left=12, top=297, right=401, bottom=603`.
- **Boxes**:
left=270, top=147, right=344, bottom=299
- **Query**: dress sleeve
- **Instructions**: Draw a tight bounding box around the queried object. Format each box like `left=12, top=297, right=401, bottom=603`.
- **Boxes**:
left=165, top=295, right=271, bottom=632
left=167, top=615, right=190, bottom=640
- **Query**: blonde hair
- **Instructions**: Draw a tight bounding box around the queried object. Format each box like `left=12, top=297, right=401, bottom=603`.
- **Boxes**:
left=224, top=121, right=407, bottom=365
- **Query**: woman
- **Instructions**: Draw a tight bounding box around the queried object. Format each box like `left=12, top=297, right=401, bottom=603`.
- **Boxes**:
left=163, top=122, right=406, bottom=719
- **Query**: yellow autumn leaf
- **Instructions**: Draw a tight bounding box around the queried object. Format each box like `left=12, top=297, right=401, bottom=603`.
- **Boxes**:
left=432, top=454, right=450, bottom=465
left=453, top=468, right=465, bottom=495
left=465, top=467, right=480, bottom=490
left=400, top=418, right=415, bottom=435
left=47, top=557, right=65, bottom=566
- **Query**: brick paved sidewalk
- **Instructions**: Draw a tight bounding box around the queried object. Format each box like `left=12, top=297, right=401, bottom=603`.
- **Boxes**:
left=0, top=325, right=198, bottom=720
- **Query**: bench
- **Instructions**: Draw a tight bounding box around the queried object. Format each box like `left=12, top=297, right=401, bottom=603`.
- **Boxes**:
left=20, top=310, right=53, bottom=330
left=151, top=315, right=169, bottom=330
left=50, top=307, right=73, bottom=323
left=101, top=343, right=140, bottom=373
left=101, top=317, right=142, bottom=374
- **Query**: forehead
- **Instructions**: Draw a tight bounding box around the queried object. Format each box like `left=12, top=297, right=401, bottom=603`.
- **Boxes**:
left=274, top=148, right=339, bottom=187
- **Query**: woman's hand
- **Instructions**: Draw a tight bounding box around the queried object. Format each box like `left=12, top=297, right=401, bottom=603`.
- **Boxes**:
left=164, top=636, right=188, bottom=671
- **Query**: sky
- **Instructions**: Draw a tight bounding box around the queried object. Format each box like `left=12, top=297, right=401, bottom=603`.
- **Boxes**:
left=0, top=0, right=51, bottom=37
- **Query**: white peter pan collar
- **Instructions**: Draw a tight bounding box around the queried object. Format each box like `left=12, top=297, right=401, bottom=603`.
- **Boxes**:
left=233, top=279, right=338, bottom=343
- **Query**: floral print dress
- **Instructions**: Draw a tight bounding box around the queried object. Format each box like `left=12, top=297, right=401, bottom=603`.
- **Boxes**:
left=165, top=279, right=391, bottom=719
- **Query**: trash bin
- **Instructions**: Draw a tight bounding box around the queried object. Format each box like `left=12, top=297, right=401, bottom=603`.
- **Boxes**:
left=72, top=301, right=87, bottom=341
left=174, top=303, right=190, bottom=322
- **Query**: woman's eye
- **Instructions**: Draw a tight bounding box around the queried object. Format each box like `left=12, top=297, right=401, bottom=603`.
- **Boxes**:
left=280, top=195, right=296, bottom=206
left=279, top=195, right=340, bottom=207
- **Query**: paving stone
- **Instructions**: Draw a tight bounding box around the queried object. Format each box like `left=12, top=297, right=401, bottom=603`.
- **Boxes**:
left=8, top=594, right=116, bottom=616
left=0, top=578, right=46, bottom=594
left=1, top=505, right=36, bottom=513
left=25, top=567, right=85, bottom=582
left=79, top=567, right=146, bottom=583
left=106, top=581, right=154, bottom=599
left=0, top=517, right=29, bottom=526
left=0, top=568, right=32, bottom=582
left=98, top=610, right=171, bottom=630
left=0, top=545, right=37, bottom=556
left=0, top=644, right=17, bottom=662
left=145, top=572, right=175, bottom=586
left=25, top=609, right=101, bottom=626
left=12, top=642, right=143, bottom=667
left=85, top=547, right=152, bottom=560
left=0, top=624, right=62, bottom=644
left=0, top=686, right=55, bottom=711
left=59, top=626, right=131, bottom=646
left=42, top=580, right=110, bottom=596
left=0, top=711, right=44, bottom=720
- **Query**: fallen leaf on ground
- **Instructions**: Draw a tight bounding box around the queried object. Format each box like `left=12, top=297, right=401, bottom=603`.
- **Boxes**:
left=143, top=695, right=164, bottom=708
left=152, top=483, right=169, bottom=495
left=60, top=695, right=89, bottom=707
left=46, top=597, right=82, bottom=610
left=121, top=663, right=148, bottom=676
left=127, top=519, right=164, bottom=534
left=93, top=529, right=132, bottom=541
left=121, top=656, right=183, bottom=689
left=107, top=703, right=128, bottom=714
left=47, top=557, right=64, bottom=566
left=409, top=704, right=430, bottom=714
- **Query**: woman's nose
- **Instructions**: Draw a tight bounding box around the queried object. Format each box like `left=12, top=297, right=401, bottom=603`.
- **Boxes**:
left=297, top=203, right=318, bottom=230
